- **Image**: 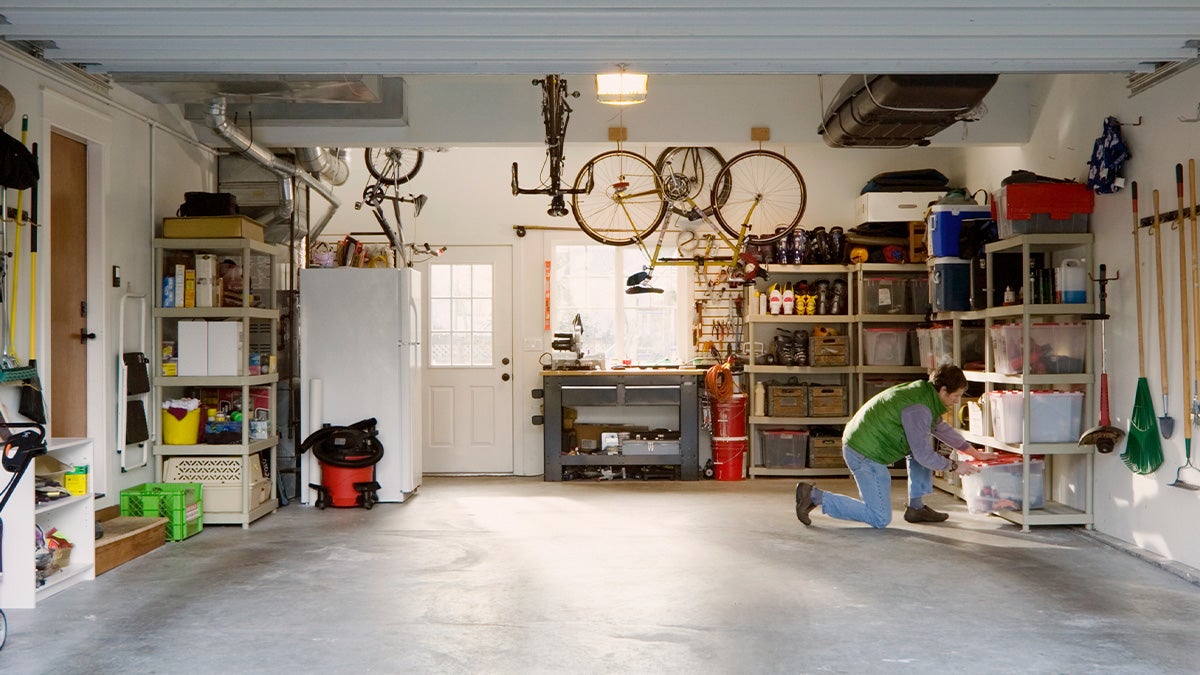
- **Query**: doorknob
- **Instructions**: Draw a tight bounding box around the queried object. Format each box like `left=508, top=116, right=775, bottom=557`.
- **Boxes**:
left=502, top=357, right=510, bottom=365
left=79, top=329, right=97, bottom=344
left=501, top=373, right=511, bottom=382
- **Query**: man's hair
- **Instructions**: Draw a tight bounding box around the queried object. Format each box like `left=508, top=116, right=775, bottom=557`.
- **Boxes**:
left=929, top=364, right=967, bottom=392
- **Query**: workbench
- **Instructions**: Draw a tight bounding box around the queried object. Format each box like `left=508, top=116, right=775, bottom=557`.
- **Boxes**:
left=541, top=369, right=704, bottom=481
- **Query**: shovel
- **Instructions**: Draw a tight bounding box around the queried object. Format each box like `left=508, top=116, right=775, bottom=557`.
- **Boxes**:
left=1152, top=189, right=1175, bottom=438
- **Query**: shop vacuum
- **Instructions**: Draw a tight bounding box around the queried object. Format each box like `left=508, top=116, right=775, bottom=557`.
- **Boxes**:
left=301, top=418, right=384, bottom=509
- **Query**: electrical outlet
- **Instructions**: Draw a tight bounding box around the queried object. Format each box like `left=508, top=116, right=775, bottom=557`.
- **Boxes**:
left=523, top=338, right=543, bottom=351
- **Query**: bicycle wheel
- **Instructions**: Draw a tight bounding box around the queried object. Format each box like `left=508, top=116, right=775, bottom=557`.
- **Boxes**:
left=654, top=146, right=731, bottom=218
left=571, top=150, right=668, bottom=246
left=712, top=149, right=806, bottom=244
left=364, top=147, right=424, bottom=186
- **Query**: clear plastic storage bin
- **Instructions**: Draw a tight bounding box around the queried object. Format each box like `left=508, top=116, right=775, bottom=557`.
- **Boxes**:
left=989, top=322, right=1086, bottom=375
left=958, top=455, right=1045, bottom=514
left=861, top=277, right=908, bottom=314
left=864, top=327, right=910, bottom=365
left=987, top=389, right=1084, bottom=444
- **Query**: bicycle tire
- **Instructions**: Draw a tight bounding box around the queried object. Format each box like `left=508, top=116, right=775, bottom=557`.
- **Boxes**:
left=571, top=150, right=668, bottom=246
left=654, top=146, right=731, bottom=218
left=364, top=147, right=424, bottom=186
left=711, top=149, right=807, bottom=244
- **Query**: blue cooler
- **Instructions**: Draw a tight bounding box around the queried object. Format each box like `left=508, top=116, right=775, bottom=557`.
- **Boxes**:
left=929, top=257, right=971, bottom=312
left=928, top=204, right=992, bottom=257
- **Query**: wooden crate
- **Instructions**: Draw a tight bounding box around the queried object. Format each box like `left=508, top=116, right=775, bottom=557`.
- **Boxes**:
left=95, top=516, right=169, bottom=575
left=808, top=436, right=846, bottom=468
left=809, top=335, right=849, bottom=366
left=809, top=385, right=848, bottom=417
left=768, top=384, right=808, bottom=417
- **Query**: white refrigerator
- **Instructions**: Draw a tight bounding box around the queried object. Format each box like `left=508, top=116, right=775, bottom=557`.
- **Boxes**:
left=298, top=267, right=422, bottom=504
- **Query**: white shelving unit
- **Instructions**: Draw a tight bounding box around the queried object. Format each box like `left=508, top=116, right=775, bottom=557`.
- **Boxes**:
left=0, top=437, right=96, bottom=609
left=744, top=263, right=928, bottom=477
left=933, top=233, right=1096, bottom=531
left=152, top=237, right=283, bottom=528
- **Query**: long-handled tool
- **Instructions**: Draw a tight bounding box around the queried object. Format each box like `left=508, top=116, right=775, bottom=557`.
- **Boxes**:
left=1172, top=164, right=1194, bottom=473
left=3, top=114, right=27, bottom=369
left=1171, top=160, right=1200, bottom=490
left=1079, top=264, right=1124, bottom=452
left=18, top=141, right=44, bottom=423
left=1152, top=189, right=1175, bottom=438
left=1123, top=182, right=1164, bottom=474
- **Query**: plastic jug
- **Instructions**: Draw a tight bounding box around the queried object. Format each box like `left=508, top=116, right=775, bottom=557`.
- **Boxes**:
left=1058, top=259, right=1087, bottom=303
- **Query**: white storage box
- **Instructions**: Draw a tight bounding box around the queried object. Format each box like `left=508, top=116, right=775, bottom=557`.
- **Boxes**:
left=864, top=327, right=910, bottom=366
left=163, top=454, right=272, bottom=515
left=207, top=321, right=244, bottom=376
left=855, top=191, right=947, bottom=225
left=988, top=390, right=1084, bottom=444
left=958, top=456, right=1044, bottom=514
left=176, top=320, right=209, bottom=376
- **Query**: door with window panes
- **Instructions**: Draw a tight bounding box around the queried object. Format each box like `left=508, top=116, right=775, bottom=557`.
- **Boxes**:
left=423, top=246, right=514, bottom=473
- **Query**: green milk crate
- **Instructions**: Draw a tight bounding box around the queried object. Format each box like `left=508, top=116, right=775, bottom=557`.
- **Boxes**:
left=120, top=482, right=204, bottom=541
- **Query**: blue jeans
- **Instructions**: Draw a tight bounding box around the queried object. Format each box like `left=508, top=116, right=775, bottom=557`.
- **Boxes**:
left=821, top=446, right=935, bottom=528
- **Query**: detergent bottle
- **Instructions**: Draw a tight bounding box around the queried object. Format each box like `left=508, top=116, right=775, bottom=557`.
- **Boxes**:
left=1059, top=259, right=1087, bottom=304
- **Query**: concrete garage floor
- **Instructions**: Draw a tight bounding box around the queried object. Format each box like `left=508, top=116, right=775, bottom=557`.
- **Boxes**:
left=4, top=476, right=1200, bottom=674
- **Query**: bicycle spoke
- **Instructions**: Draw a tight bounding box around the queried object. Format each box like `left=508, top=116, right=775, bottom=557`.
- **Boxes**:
left=655, top=146, right=729, bottom=218
left=713, top=150, right=806, bottom=244
left=572, top=150, right=667, bottom=246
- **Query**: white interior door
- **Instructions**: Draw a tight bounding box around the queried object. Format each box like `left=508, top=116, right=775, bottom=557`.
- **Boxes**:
left=423, top=246, right=514, bottom=473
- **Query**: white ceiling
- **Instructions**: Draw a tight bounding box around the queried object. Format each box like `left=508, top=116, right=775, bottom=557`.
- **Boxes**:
left=3, top=1, right=1199, bottom=77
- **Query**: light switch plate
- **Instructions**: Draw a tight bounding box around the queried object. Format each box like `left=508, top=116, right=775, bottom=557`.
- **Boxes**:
left=524, top=338, right=543, bottom=351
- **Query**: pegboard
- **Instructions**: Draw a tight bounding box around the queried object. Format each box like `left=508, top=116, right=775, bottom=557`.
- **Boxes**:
left=690, top=234, right=745, bottom=365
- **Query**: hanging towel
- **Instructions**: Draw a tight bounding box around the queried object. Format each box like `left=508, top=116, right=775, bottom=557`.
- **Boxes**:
left=1086, top=117, right=1130, bottom=194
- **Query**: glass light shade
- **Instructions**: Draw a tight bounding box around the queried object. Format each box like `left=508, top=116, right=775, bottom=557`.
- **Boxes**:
left=595, top=72, right=648, bottom=105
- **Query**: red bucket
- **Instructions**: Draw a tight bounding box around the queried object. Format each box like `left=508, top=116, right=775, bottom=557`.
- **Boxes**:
left=712, top=437, right=747, bottom=481
left=712, top=394, right=748, bottom=438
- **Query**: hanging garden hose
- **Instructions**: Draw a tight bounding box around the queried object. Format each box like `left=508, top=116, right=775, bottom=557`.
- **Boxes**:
left=706, top=359, right=736, bottom=402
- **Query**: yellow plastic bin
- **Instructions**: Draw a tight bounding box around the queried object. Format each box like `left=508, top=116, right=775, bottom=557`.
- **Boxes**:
left=162, top=408, right=201, bottom=444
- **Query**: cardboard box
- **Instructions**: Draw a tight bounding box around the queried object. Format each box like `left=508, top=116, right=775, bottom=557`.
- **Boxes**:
left=162, top=215, right=265, bottom=241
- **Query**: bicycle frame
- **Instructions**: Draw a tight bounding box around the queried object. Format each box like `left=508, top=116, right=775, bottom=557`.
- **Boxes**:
left=511, top=75, right=593, bottom=216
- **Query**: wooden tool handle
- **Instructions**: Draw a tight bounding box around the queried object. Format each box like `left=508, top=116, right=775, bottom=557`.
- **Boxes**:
left=1155, top=189, right=1169, bottom=396
left=1133, top=182, right=1146, bottom=377
left=1191, top=160, right=1200, bottom=392
left=1177, top=164, right=1191, bottom=425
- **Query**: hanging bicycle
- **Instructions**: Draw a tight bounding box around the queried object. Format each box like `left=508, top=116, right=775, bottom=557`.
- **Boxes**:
left=355, top=148, right=430, bottom=267
left=511, top=75, right=593, bottom=217
left=572, top=147, right=806, bottom=292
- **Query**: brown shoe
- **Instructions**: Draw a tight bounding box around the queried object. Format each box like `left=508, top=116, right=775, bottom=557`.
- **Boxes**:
left=795, top=482, right=816, bottom=526
left=904, top=505, right=949, bottom=523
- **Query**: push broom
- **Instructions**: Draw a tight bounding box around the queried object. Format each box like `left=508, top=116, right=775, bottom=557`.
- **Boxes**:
left=1122, top=182, right=1164, bottom=474
left=1171, top=160, right=1200, bottom=490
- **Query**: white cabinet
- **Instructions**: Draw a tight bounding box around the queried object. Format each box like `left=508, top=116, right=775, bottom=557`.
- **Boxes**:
left=0, top=437, right=96, bottom=609
left=298, top=268, right=422, bottom=504
left=152, top=237, right=283, bottom=528
left=934, top=233, right=1096, bottom=530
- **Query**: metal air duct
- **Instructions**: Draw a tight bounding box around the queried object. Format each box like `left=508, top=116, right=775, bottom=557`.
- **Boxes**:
left=204, top=97, right=342, bottom=242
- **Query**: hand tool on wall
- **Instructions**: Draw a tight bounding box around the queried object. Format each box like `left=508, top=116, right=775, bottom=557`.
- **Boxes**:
left=1172, top=160, right=1200, bottom=490
left=5, top=115, right=27, bottom=367
left=18, top=142, right=44, bottom=423
left=1152, top=189, right=1175, bottom=438
left=1079, top=264, right=1123, bottom=452
left=1173, top=165, right=1192, bottom=466
left=1123, top=182, right=1164, bottom=473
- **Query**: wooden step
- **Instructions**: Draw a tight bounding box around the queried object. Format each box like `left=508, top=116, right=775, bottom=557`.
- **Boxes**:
left=95, top=516, right=169, bottom=575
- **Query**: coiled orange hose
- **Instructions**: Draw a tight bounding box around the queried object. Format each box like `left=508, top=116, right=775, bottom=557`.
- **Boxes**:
left=706, top=359, right=736, bottom=402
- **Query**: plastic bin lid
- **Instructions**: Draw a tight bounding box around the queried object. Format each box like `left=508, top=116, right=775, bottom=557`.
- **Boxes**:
left=865, top=327, right=909, bottom=332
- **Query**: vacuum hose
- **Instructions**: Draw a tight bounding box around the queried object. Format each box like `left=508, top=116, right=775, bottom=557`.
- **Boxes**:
left=299, top=418, right=384, bottom=468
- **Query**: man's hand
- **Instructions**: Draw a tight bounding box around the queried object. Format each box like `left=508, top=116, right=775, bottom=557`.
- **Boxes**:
left=954, top=461, right=980, bottom=476
left=960, top=446, right=999, bottom=462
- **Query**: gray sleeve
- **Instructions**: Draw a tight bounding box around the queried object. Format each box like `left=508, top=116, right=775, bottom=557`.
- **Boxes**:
left=932, top=419, right=970, bottom=451
left=900, top=404, right=955, bottom=471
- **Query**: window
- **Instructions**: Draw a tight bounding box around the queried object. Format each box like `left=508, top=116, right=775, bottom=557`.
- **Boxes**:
left=550, top=242, right=687, bottom=365
left=429, top=263, right=493, bottom=367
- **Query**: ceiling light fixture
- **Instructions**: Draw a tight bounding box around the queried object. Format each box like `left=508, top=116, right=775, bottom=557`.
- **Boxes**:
left=596, top=64, right=647, bottom=106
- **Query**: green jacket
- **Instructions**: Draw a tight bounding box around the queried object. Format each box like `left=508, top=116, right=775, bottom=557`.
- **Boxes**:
left=842, top=380, right=945, bottom=465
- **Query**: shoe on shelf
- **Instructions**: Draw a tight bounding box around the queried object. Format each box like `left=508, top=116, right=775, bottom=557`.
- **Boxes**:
left=904, top=505, right=949, bottom=523
left=795, top=482, right=817, bottom=526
